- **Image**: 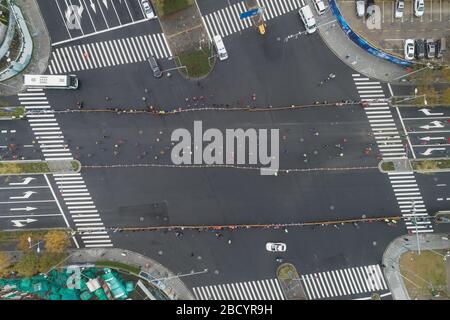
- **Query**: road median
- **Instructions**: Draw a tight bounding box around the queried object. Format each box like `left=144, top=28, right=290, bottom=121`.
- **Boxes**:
left=379, top=158, right=450, bottom=174
left=0, top=159, right=81, bottom=175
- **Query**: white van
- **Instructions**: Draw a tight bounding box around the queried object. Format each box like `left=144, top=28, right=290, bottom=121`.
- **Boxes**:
left=313, top=0, right=326, bottom=15
left=213, top=35, right=228, bottom=61
left=298, top=5, right=317, bottom=34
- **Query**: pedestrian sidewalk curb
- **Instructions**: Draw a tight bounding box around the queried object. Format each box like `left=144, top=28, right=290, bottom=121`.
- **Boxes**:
left=379, top=158, right=450, bottom=174
left=317, top=0, right=407, bottom=83
left=382, top=233, right=450, bottom=300
left=0, top=159, right=81, bottom=175
left=67, top=248, right=195, bottom=300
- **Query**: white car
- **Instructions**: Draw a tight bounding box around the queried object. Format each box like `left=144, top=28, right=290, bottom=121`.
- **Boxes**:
left=404, top=39, right=415, bottom=60
left=414, top=0, right=424, bottom=17
left=141, top=0, right=156, bottom=19
left=266, top=242, right=287, bottom=252
left=394, top=0, right=404, bottom=18
left=313, top=0, right=326, bottom=15
left=356, top=0, right=365, bottom=18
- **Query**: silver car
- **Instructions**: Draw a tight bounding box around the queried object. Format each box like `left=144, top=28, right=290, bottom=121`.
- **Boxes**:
left=141, top=0, right=156, bottom=19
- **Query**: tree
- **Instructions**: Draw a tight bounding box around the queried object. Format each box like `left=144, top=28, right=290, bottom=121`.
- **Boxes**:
left=0, top=251, right=11, bottom=276
left=14, top=252, right=39, bottom=277
left=441, top=88, right=450, bottom=105
left=44, top=230, right=69, bottom=254
left=38, top=253, right=65, bottom=273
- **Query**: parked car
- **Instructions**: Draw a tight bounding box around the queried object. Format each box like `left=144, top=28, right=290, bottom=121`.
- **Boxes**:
left=148, top=55, right=162, bottom=78
left=414, top=39, right=425, bottom=59
left=313, top=0, right=326, bottom=15
left=265, top=242, right=287, bottom=252
left=141, top=0, right=156, bottom=19
left=394, top=0, right=404, bottom=18
left=404, top=39, right=415, bottom=60
left=356, top=0, right=365, bottom=17
left=298, top=5, right=317, bottom=34
left=426, top=39, right=436, bottom=59
left=435, top=38, right=446, bottom=59
left=414, top=0, right=425, bottom=17
left=366, top=0, right=375, bottom=17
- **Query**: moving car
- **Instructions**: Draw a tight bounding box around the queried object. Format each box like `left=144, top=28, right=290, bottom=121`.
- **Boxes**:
left=356, top=0, right=365, bottom=17
left=266, top=242, right=287, bottom=252
left=404, top=39, right=415, bottom=60
left=298, top=5, right=317, bottom=34
left=213, top=35, right=228, bottom=60
left=414, top=39, right=425, bottom=59
left=148, top=55, right=162, bottom=78
left=313, top=0, right=326, bottom=15
left=394, top=0, right=404, bottom=18
left=426, top=39, right=436, bottom=59
left=141, top=0, right=156, bottom=19
left=414, top=0, right=424, bottom=17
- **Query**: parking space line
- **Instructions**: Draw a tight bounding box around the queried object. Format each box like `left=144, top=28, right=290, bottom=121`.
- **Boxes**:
left=110, top=0, right=123, bottom=25
left=0, top=214, right=63, bottom=219
left=124, top=0, right=135, bottom=22
left=97, top=0, right=110, bottom=29
left=54, top=0, right=72, bottom=40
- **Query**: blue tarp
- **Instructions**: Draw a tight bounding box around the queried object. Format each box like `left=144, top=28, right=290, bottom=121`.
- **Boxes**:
left=329, top=0, right=412, bottom=67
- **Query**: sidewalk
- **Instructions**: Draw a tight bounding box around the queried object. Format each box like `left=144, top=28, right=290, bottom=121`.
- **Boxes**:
left=0, top=0, right=50, bottom=97
left=382, top=233, right=450, bottom=300
left=317, top=1, right=408, bottom=83
left=67, top=248, right=195, bottom=300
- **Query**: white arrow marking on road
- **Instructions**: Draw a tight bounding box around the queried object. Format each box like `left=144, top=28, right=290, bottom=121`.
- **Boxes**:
left=90, top=0, right=96, bottom=13
left=420, top=121, right=445, bottom=130
left=9, top=191, right=36, bottom=200
left=419, top=108, right=444, bottom=116
left=420, top=136, right=446, bottom=141
left=78, top=3, right=84, bottom=16
left=9, top=177, right=35, bottom=186
left=102, top=0, right=109, bottom=9
left=420, top=148, right=446, bottom=156
left=10, top=207, right=37, bottom=212
left=11, top=218, right=37, bottom=228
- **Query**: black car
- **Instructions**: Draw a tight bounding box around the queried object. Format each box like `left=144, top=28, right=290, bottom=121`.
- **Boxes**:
left=414, top=39, right=425, bottom=59
left=148, top=55, right=162, bottom=78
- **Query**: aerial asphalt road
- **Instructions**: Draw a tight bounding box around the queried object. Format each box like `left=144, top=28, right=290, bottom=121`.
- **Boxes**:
left=2, top=0, right=425, bottom=297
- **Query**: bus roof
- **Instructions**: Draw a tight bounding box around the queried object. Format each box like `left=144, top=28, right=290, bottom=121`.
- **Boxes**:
left=23, top=74, right=69, bottom=87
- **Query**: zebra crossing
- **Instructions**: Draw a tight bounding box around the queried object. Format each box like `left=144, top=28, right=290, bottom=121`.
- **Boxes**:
left=352, top=73, right=433, bottom=234
left=48, top=33, right=172, bottom=74
left=18, top=89, right=112, bottom=247
left=301, top=264, right=388, bottom=299
left=202, top=0, right=303, bottom=39
left=193, top=278, right=285, bottom=300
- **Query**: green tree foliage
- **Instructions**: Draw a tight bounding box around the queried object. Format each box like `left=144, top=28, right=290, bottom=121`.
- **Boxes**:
left=44, top=230, right=69, bottom=254
left=38, top=253, right=65, bottom=273
left=14, top=253, right=39, bottom=277
left=0, top=251, right=11, bottom=276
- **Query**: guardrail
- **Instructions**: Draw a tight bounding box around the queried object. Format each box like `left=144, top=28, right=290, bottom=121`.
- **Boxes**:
left=329, top=0, right=412, bottom=67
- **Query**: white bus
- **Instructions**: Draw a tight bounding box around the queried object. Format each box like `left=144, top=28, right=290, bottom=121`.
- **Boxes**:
left=23, top=74, right=79, bottom=89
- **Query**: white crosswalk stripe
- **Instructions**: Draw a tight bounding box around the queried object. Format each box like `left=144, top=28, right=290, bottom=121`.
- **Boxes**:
left=48, top=33, right=171, bottom=74
left=193, top=278, right=285, bottom=300
left=352, top=74, right=433, bottom=234
left=203, top=0, right=302, bottom=38
left=19, top=90, right=112, bottom=247
left=301, top=265, right=389, bottom=299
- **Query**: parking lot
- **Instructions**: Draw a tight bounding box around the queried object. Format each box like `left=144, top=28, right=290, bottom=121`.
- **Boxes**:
left=0, top=175, right=70, bottom=231
left=338, top=0, right=450, bottom=62
left=38, top=0, right=156, bottom=45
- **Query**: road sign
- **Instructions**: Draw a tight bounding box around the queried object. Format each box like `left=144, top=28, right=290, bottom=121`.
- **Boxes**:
left=9, top=191, right=36, bottom=200
left=11, top=218, right=37, bottom=228
left=240, top=8, right=261, bottom=19
left=9, top=177, right=35, bottom=186
left=419, top=108, right=444, bottom=116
